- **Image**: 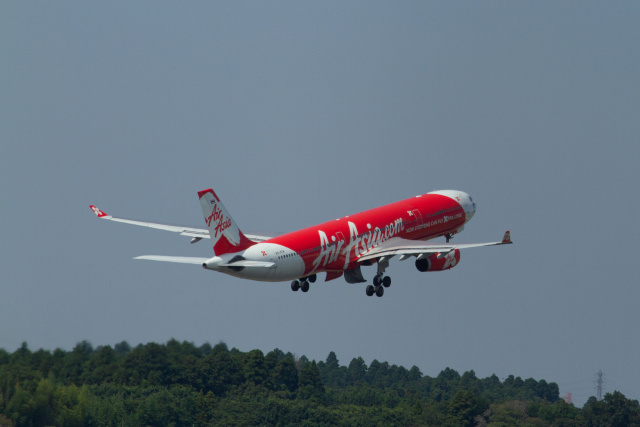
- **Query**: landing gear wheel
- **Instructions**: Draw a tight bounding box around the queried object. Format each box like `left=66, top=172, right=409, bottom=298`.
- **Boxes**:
left=366, top=285, right=375, bottom=297
left=291, top=280, right=300, bottom=292
left=375, top=286, right=384, bottom=297
left=301, top=281, right=310, bottom=293
left=373, top=275, right=381, bottom=286
left=382, top=276, right=391, bottom=288
left=308, top=274, right=316, bottom=283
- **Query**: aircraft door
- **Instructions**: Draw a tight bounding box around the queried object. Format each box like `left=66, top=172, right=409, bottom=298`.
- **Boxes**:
left=263, top=246, right=278, bottom=275
left=411, top=209, right=424, bottom=230
left=333, top=231, right=346, bottom=265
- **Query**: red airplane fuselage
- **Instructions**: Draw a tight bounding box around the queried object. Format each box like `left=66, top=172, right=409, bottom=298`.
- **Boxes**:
left=202, top=190, right=476, bottom=283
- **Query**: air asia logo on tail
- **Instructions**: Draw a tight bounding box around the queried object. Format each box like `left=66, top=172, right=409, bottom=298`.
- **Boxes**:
left=205, top=202, right=232, bottom=238
left=198, top=189, right=245, bottom=252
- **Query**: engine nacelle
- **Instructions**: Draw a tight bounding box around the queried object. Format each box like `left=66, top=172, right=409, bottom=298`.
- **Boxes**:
left=415, top=249, right=461, bottom=272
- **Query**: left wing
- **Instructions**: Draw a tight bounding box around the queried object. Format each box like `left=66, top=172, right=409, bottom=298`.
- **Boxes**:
left=358, top=231, right=512, bottom=262
left=89, top=205, right=273, bottom=243
left=134, top=256, right=275, bottom=269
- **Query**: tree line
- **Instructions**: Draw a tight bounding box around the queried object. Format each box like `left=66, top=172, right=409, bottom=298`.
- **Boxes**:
left=0, top=340, right=638, bottom=426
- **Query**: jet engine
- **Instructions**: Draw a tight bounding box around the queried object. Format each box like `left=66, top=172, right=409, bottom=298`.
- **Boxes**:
left=415, top=249, right=461, bottom=272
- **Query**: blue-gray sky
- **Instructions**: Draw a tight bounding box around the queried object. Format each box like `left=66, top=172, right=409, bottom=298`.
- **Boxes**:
left=2, top=2, right=639, bottom=406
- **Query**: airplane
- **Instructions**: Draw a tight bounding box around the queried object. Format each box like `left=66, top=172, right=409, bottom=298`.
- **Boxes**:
left=90, top=188, right=511, bottom=297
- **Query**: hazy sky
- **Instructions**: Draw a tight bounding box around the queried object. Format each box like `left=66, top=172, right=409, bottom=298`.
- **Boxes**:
left=2, top=2, right=638, bottom=406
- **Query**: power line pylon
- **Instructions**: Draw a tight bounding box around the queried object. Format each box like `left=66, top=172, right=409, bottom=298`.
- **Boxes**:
left=596, top=369, right=604, bottom=400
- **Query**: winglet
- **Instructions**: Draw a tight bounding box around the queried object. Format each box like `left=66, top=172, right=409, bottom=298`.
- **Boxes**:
left=90, top=205, right=111, bottom=219
left=502, top=230, right=512, bottom=244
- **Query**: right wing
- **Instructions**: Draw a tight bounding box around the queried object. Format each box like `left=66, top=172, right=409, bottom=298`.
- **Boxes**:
left=357, top=231, right=512, bottom=262
left=89, top=205, right=273, bottom=243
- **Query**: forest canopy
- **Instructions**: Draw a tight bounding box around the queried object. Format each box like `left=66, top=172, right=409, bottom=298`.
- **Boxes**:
left=0, top=340, right=638, bottom=426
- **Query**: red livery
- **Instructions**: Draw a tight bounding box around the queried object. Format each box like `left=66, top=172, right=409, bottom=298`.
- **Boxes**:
left=91, top=188, right=511, bottom=297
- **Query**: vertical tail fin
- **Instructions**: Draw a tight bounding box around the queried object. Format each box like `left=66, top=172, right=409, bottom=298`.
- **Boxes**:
left=198, top=188, right=255, bottom=255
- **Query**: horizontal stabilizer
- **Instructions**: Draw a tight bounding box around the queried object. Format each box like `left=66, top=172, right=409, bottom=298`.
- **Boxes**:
left=219, top=260, right=275, bottom=268
left=134, top=256, right=209, bottom=264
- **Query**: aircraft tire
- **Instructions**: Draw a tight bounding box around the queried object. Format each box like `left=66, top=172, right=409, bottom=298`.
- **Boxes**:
left=291, top=280, right=300, bottom=291
left=301, top=281, right=310, bottom=292
left=382, top=276, right=391, bottom=288
left=366, top=285, right=375, bottom=297
left=308, top=274, right=316, bottom=283
left=375, top=286, right=384, bottom=297
left=373, top=275, right=381, bottom=286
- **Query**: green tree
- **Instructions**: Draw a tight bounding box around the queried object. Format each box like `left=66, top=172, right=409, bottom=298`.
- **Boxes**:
left=83, top=345, right=117, bottom=384
left=166, top=339, right=201, bottom=387
left=113, top=341, right=131, bottom=357
left=432, top=367, right=460, bottom=402
left=119, top=342, right=169, bottom=386
left=243, top=349, right=268, bottom=387
left=446, top=390, right=487, bottom=427
left=5, top=385, right=33, bottom=427
left=199, top=348, right=241, bottom=396
left=581, top=391, right=640, bottom=426
left=408, top=365, right=423, bottom=382
left=272, top=355, right=298, bottom=392
left=198, top=342, right=212, bottom=356
left=54, top=384, right=89, bottom=427
left=298, top=360, right=324, bottom=397
left=32, top=378, right=54, bottom=426
left=319, top=351, right=347, bottom=387
left=0, top=340, right=599, bottom=426
left=346, top=357, right=367, bottom=386
left=0, top=414, right=13, bottom=427
left=60, top=341, right=93, bottom=384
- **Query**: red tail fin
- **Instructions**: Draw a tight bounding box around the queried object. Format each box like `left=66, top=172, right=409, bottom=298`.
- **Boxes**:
left=198, top=188, right=256, bottom=255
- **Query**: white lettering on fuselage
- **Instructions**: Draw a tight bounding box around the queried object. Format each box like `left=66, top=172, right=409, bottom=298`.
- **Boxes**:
left=443, top=213, right=463, bottom=223
left=311, top=217, right=405, bottom=272
left=311, top=230, right=343, bottom=272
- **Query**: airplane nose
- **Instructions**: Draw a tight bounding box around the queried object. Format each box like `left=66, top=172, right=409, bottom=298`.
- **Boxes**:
left=465, top=194, right=476, bottom=221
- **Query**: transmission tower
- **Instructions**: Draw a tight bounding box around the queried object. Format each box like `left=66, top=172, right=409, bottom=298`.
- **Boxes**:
left=596, top=370, right=604, bottom=400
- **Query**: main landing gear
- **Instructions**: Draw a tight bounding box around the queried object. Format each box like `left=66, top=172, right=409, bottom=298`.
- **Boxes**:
left=365, top=273, right=391, bottom=297
left=291, top=274, right=316, bottom=293
left=364, top=256, right=392, bottom=297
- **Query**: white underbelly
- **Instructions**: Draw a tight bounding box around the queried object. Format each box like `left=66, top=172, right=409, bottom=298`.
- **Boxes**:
left=225, top=243, right=305, bottom=282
